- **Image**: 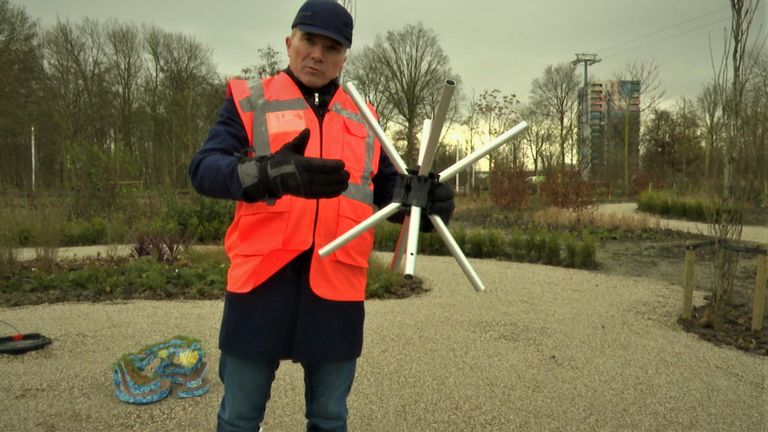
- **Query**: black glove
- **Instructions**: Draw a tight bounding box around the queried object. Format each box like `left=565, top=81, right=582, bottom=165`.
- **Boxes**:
left=238, top=129, right=350, bottom=200
left=387, top=179, right=455, bottom=232
left=422, top=181, right=455, bottom=231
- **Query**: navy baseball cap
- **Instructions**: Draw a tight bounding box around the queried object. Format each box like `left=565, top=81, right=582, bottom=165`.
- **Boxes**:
left=291, top=0, right=353, bottom=48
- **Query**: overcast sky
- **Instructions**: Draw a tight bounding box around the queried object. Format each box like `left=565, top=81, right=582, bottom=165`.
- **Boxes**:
left=22, top=0, right=766, bottom=107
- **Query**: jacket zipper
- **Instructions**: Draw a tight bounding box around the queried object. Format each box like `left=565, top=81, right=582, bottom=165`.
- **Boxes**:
left=311, top=97, right=323, bottom=245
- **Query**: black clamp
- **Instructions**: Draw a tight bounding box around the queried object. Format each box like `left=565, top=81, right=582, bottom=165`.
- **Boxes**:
left=392, top=169, right=439, bottom=210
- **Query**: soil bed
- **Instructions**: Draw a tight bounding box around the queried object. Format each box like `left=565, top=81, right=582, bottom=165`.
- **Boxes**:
left=596, top=235, right=767, bottom=357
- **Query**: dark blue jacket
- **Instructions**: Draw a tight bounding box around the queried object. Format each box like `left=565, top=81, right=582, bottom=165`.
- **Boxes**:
left=189, top=71, right=397, bottom=362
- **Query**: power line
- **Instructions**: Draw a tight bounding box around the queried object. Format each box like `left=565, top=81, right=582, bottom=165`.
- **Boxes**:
left=600, top=15, right=733, bottom=61
left=597, top=6, right=731, bottom=55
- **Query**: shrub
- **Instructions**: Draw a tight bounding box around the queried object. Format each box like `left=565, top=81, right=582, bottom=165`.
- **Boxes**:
left=374, top=221, right=596, bottom=269
left=0, top=249, right=425, bottom=306
left=563, top=237, right=578, bottom=268
left=365, top=257, right=426, bottom=299
left=161, top=195, right=234, bottom=243
left=638, top=190, right=742, bottom=223
left=575, top=233, right=597, bottom=269
left=523, top=234, right=541, bottom=263
left=131, top=233, right=190, bottom=264
left=14, top=226, right=34, bottom=247
left=373, top=221, right=401, bottom=251
left=418, top=229, right=449, bottom=255
left=489, top=161, right=530, bottom=210
left=543, top=233, right=561, bottom=266
left=540, top=168, right=596, bottom=210
left=465, top=230, right=489, bottom=258
left=61, top=217, right=108, bottom=246
left=0, top=246, right=19, bottom=278
left=507, top=233, right=527, bottom=261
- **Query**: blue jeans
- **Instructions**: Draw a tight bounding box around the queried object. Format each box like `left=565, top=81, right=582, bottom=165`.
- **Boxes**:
left=217, top=352, right=357, bottom=432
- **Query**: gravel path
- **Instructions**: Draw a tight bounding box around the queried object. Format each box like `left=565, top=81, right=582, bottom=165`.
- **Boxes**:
left=2, top=253, right=766, bottom=432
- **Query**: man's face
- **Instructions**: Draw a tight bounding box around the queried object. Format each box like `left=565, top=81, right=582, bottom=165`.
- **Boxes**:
left=286, top=29, right=347, bottom=89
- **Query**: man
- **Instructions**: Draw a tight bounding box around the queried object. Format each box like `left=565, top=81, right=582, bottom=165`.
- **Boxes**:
left=189, top=1, right=454, bottom=431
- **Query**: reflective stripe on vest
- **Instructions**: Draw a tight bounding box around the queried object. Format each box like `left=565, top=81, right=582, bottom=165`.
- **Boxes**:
left=237, top=80, right=305, bottom=158
left=237, top=83, right=375, bottom=207
left=331, top=102, right=375, bottom=206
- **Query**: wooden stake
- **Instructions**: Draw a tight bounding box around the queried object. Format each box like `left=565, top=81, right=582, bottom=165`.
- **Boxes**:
left=751, top=255, right=767, bottom=332
left=683, top=248, right=695, bottom=320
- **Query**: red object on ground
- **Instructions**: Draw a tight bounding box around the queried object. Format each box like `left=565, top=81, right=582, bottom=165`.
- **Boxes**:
left=0, top=333, right=52, bottom=354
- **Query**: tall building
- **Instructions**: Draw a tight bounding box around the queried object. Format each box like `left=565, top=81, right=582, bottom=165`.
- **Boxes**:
left=587, top=80, right=641, bottom=184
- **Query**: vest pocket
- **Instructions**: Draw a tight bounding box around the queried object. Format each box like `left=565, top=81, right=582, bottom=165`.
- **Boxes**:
left=332, top=198, right=373, bottom=268
left=234, top=199, right=290, bottom=255
left=341, top=117, right=368, bottom=180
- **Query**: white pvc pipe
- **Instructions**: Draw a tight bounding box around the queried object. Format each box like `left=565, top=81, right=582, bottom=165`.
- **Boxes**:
left=440, top=121, right=528, bottom=181
left=429, top=214, right=485, bottom=292
left=419, top=80, right=455, bottom=175
left=404, top=205, right=422, bottom=279
left=318, top=202, right=402, bottom=257
left=343, top=81, right=408, bottom=174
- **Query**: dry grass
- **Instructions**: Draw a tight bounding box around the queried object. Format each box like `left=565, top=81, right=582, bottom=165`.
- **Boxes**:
left=531, top=207, right=664, bottom=232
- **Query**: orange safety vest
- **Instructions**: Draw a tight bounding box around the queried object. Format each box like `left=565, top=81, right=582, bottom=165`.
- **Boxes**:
left=224, top=72, right=381, bottom=301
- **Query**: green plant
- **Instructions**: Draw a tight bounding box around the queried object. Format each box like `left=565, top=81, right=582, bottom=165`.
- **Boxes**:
left=508, top=233, right=527, bottom=261
left=574, top=234, right=597, bottom=269
left=61, top=217, right=108, bottom=246
left=563, top=237, right=578, bottom=267
left=543, top=233, right=561, bottom=266
left=638, top=190, right=744, bottom=224
left=0, top=248, right=427, bottom=306
left=369, top=216, right=598, bottom=270
left=465, top=230, right=488, bottom=258
left=373, top=221, right=401, bottom=251
left=131, top=233, right=190, bottom=263
left=161, top=195, right=233, bottom=243
left=417, top=230, right=448, bottom=255
left=365, top=257, right=426, bottom=299
left=523, top=234, right=541, bottom=262
left=0, top=246, right=19, bottom=278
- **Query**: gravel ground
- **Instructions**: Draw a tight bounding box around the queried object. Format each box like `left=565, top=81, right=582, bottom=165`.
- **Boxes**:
left=2, top=253, right=766, bottom=432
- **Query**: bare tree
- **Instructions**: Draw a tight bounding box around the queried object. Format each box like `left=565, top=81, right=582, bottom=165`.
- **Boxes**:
left=0, top=0, right=42, bottom=188
left=353, top=22, right=454, bottom=165
left=696, top=81, right=725, bottom=182
left=344, top=45, right=395, bottom=129
left=529, top=62, right=580, bottom=168
left=41, top=17, right=116, bottom=194
left=459, top=90, right=481, bottom=194
left=239, top=45, right=282, bottom=80
left=639, top=106, right=701, bottom=188
left=611, top=60, right=666, bottom=194
left=611, top=59, right=666, bottom=113
left=0, top=13, right=224, bottom=195
left=520, top=106, right=555, bottom=176
left=42, top=18, right=110, bottom=146
left=720, top=0, right=764, bottom=196
left=704, top=0, right=764, bottom=329
left=142, top=27, right=220, bottom=187
left=744, top=49, right=768, bottom=193
left=105, top=20, right=144, bottom=156
left=475, top=89, right=520, bottom=169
